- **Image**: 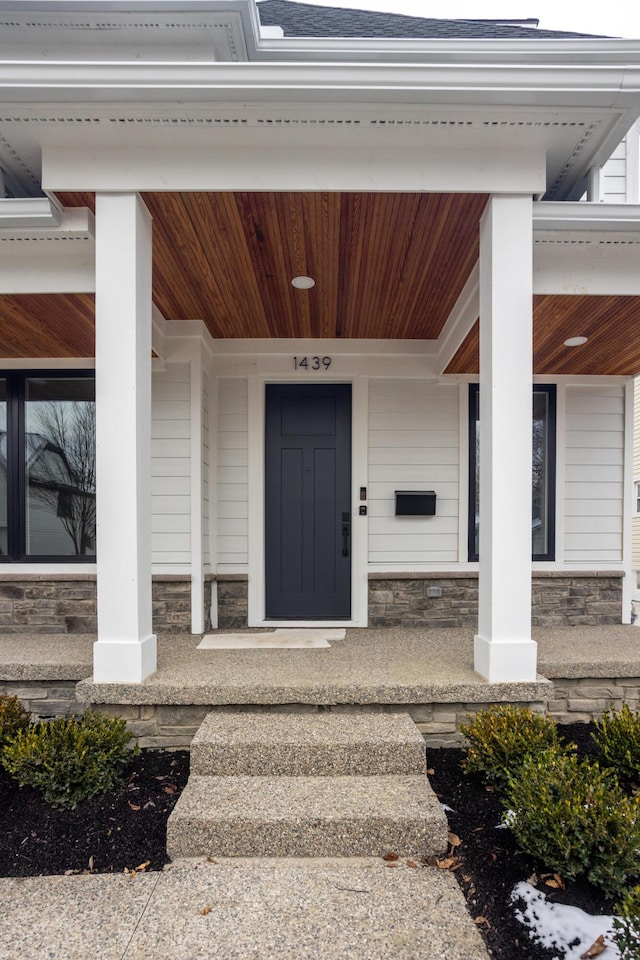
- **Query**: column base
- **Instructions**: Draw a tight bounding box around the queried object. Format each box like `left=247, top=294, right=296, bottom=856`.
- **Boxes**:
left=474, top=635, right=537, bottom=682
left=93, top=634, right=157, bottom=683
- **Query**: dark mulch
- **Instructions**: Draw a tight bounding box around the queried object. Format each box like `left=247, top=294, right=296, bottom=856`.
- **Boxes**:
left=0, top=724, right=624, bottom=960
left=427, top=722, right=619, bottom=960
left=0, top=749, right=189, bottom=876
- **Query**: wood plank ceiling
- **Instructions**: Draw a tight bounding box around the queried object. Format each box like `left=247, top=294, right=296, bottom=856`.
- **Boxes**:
left=446, top=295, right=640, bottom=376
left=1, top=190, right=640, bottom=375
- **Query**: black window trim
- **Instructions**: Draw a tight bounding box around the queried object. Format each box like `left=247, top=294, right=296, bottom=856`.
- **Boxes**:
left=468, top=382, right=557, bottom=563
left=0, top=369, right=95, bottom=563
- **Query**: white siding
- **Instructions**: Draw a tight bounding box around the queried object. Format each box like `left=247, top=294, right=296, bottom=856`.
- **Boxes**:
left=151, top=362, right=191, bottom=569
left=202, top=368, right=210, bottom=568
left=633, top=377, right=640, bottom=573
left=368, top=380, right=459, bottom=564
left=601, top=139, right=627, bottom=203
left=563, top=384, right=624, bottom=563
left=217, top=377, right=248, bottom=566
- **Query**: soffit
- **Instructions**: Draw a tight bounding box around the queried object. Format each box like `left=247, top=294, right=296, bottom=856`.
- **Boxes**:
left=56, top=190, right=486, bottom=341
left=445, top=294, right=640, bottom=376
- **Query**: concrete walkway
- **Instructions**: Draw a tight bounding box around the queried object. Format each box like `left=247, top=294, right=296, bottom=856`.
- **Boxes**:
left=0, top=857, right=489, bottom=960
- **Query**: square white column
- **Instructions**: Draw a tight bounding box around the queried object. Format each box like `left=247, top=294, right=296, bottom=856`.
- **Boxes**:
left=93, top=193, right=156, bottom=682
left=474, top=194, right=537, bottom=682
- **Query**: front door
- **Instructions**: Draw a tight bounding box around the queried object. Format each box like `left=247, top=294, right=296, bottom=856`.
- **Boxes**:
left=265, top=383, right=351, bottom=619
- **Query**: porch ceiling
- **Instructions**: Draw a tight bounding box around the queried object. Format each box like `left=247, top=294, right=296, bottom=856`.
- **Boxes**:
left=446, top=295, right=640, bottom=376
left=1, top=190, right=640, bottom=376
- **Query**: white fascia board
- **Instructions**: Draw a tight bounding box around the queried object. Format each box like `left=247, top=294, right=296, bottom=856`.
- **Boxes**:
left=3, top=61, right=640, bottom=109
left=0, top=197, right=93, bottom=237
left=533, top=201, right=640, bottom=231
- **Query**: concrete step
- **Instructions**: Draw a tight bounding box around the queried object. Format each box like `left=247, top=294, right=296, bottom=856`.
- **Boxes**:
left=189, top=710, right=427, bottom=776
left=166, top=774, right=448, bottom=859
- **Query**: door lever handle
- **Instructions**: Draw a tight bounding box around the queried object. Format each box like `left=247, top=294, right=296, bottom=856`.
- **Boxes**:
left=341, top=513, right=350, bottom=557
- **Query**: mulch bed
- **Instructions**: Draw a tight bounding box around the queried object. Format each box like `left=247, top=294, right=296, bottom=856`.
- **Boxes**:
left=427, top=722, right=619, bottom=960
left=0, top=724, right=624, bottom=960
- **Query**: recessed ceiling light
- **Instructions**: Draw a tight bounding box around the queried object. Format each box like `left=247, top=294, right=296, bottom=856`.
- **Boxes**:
left=564, top=336, right=588, bottom=347
left=291, top=275, right=315, bottom=289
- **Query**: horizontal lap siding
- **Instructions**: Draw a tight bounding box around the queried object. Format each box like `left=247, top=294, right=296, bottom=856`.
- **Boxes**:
left=564, top=385, right=624, bottom=563
left=152, top=363, right=191, bottom=570
left=217, top=378, right=248, bottom=566
left=368, top=381, right=458, bottom=564
left=202, top=369, right=210, bottom=568
left=601, top=140, right=626, bottom=203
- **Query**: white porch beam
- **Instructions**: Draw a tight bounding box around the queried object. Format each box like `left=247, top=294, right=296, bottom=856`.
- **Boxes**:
left=43, top=143, right=545, bottom=195
left=436, top=264, right=479, bottom=376
left=533, top=235, right=640, bottom=295
left=474, top=194, right=537, bottom=683
left=93, top=192, right=156, bottom=683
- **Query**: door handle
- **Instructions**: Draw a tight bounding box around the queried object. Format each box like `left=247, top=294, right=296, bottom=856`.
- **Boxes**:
left=341, top=512, right=350, bottom=557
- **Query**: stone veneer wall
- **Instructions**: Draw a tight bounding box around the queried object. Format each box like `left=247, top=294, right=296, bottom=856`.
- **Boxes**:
left=217, top=577, right=249, bottom=628
left=4, top=683, right=640, bottom=748
left=0, top=575, right=212, bottom=635
left=368, top=572, right=623, bottom=628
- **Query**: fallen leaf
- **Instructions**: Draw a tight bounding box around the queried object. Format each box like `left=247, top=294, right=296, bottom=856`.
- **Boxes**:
left=385, top=862, right=398, bottom=868
left=64, top=869, right=80, bottom=876
left=206, top=856, right=217, bottom=864
left=436, top=857, right=455, bottom=869
left=580, top=935, right=606, bottom=959
left=448, top=832, right=462, bottom=848
left=200, top=906, right=212, bottom=916
left=527, top=873, right=539, bottom=886
left=136, top=861, right=151, bottom=872
left=474, top=916, right=491, bottom=930
left=406, top=860, right=418, bottom=868
left=128, top=801, right=141, bottom=811
left=543, top=873, right=565, bottom=890
left=88, top=856, right=95, bottom=872
left=426, top=768, right=435, bottom=775
left=163, top=784, right=177, bottom=795
left=382, top=852, right=399, bottom=861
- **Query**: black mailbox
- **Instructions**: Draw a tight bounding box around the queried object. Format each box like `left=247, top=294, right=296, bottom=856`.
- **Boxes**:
left=395, top=490, right=436, bottom=516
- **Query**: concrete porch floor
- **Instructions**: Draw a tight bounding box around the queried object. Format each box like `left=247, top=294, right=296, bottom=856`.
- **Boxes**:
left=1, top=625, right=639, bottom=705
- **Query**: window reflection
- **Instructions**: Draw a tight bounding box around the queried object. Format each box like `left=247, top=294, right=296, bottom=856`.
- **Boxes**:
left=25, top=379, right=96, bottom=557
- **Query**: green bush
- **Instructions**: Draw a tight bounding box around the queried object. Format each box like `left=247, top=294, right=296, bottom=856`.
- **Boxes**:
left=592, top=702, right=640, bottom=782
left=0, top=693, right=30, bottom=753
left=460, top=705, right=565, bottom=792
left=614, top=885, right=640, bottom=960
left=507, top=747, right=640, bottom=897
left=2, top=710, right=136, bottom=810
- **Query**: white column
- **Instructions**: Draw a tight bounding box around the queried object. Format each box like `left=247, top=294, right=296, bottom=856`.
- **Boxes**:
left=93, top=193, right=156, bottom=682
left=474, top=194, right=537, bottom=682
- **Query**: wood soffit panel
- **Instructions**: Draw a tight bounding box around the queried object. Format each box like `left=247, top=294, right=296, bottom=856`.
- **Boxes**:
left=0, top=190, right=638, bottom=376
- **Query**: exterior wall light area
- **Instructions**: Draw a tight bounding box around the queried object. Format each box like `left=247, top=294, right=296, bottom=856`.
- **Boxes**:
left=564, top=336, right=588, bottom=347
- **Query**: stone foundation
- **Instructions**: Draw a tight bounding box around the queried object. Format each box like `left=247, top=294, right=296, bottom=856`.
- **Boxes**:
left=217, top=577, right=249, bottom=629
left=0, top=575, right=212, bottom=635
left=6, top=679, right=638, bottom=748
left=368, top=572, right=623, bottom=628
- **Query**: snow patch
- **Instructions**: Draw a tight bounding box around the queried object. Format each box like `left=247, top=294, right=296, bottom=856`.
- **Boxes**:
left=510, top=882, right=619, bottom=960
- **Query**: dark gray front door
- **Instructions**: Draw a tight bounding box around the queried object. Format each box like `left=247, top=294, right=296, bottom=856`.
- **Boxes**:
left=265, top=383, right=351, bottom=619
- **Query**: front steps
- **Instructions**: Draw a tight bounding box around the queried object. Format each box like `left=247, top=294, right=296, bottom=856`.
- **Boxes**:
left=166, top=711, right=448, bottom=860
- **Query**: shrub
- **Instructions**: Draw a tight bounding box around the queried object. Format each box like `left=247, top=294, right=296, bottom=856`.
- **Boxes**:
left=2, top=710, right=136, bottom=810
left=460, top=705, right=565, bottom=792
left=0, top=693, right=30, bottom=753
left=614, top=885, right=640, bottom=960
left=592, top=702, right=640, bottom=782
left=507, top=747, right=640, bottom=897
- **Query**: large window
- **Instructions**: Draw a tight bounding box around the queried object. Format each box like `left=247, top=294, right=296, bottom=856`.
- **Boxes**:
left=468, top=384, right=556, bottom=562
left=0, top=372, right=95, bottom=561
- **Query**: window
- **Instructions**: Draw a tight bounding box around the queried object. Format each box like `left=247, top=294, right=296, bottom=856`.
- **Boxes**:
left=468, top=384, right=556, bottom=562
left=0, top=372, right=95, bottom=561
left=634, top=480, right=640, bottom=516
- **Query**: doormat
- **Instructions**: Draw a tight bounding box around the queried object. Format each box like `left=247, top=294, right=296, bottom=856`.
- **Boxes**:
left=197, top=628, right=346, bottom=650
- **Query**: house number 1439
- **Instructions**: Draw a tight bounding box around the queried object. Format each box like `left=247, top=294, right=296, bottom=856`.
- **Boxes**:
left=293, top=356, right=332, bottom=370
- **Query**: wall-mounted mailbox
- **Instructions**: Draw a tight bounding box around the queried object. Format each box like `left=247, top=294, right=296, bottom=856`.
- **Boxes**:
left=395, top=490, right=436, bottom=516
